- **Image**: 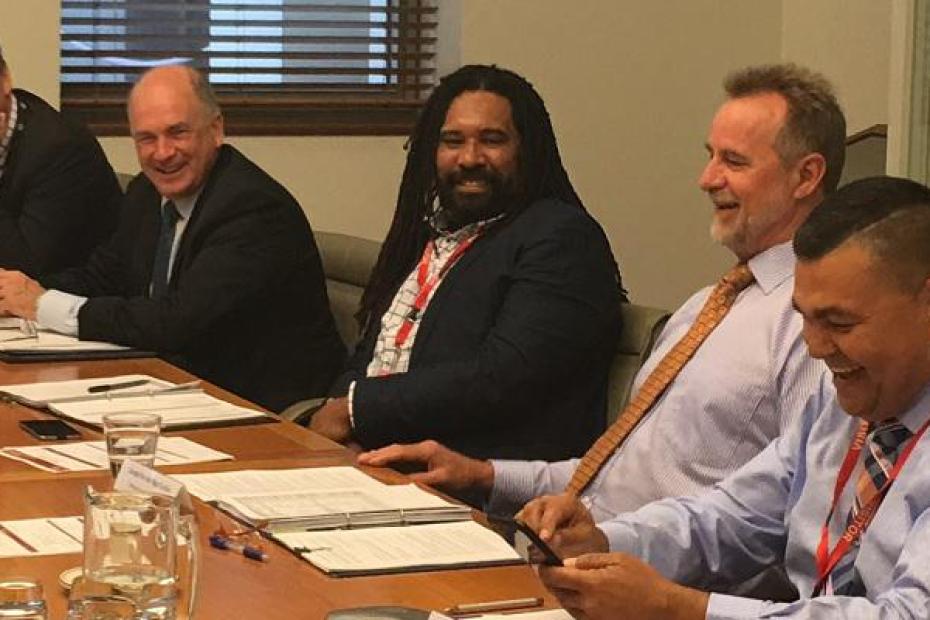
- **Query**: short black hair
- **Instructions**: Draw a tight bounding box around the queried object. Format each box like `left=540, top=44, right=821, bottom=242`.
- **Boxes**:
left=0, top=42, right=6, bottom=74
left=795, top=176, right=930, bottom=291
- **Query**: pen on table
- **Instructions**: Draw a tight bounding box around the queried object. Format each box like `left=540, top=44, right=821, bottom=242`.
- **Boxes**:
left=443, top=596, right=543, bottom=615
left=87, top=379, right=150, bottom=394
left=209, top=534, right=269, bottom=562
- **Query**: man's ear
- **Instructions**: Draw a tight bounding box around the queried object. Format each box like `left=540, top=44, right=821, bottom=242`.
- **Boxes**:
left=793, top=153, right=827, bottom=201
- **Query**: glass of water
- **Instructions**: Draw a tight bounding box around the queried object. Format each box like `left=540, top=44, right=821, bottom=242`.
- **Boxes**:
left=102, top=412, right=161, bottom=477
left=0, top=577, right=47, bottom=619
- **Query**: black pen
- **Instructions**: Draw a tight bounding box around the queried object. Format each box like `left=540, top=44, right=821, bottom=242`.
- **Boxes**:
left=87, top=379, right=150, bottom=394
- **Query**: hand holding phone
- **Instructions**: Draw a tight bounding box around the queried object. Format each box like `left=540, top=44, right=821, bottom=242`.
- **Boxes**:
left=513, top=518, right=563, bottom=566
left=19, top=419, right=82, bottom=441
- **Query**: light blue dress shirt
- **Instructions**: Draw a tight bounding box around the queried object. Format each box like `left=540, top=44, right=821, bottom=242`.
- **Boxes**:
left=489, top=242, right=826, bottom=519
left=35, top=193, right=198, bottom=335
left=599, top=375, right=930, bottom=618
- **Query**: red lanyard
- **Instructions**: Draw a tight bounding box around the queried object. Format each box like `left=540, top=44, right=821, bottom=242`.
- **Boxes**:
left=393, top=229, right=483, bottom=349
left=813, top=417, right=930, bottom=595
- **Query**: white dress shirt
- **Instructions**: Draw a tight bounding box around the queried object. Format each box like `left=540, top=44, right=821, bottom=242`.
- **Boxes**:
left=36, top=192, right=199, bottom=335
left=489, top=242, right=826, bottom=519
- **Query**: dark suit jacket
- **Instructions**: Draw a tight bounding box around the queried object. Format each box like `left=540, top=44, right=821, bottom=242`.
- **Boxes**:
left=0, top=89, right=120, bottom=275
left=332, top=198, right=623, bottom=461
left=42, top=145, right=345, bottom=412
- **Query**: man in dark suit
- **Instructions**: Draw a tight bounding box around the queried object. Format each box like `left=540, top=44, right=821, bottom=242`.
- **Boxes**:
left=0, top=65, right=345, bottom=412
left=310, top=65, right=625, bottom=464
left=0, top=44, right=121, bottom=274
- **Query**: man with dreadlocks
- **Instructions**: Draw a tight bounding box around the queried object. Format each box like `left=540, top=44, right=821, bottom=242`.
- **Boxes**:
left=310, top=64, right=624, bottom=466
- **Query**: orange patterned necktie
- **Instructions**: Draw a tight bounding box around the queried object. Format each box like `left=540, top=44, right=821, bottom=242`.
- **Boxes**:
left=565, top=263, right=756, bottom=496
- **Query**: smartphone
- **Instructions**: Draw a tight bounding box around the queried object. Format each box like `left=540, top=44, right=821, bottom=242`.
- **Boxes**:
left=512, top=518, right=563, bottom=566
left=19, top=419, right=82, bottom=441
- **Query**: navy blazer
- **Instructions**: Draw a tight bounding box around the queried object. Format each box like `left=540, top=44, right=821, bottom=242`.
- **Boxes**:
left=42, top=145, right=345, bottom=412
left=333, top=198, right=624, bottom=461
left=0, top=89, right=120, bottom=274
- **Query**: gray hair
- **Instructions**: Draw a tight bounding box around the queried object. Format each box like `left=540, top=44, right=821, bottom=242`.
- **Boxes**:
left=128, top=65, right=220, bottom=121
left=725, top=63, right=846, bottom=193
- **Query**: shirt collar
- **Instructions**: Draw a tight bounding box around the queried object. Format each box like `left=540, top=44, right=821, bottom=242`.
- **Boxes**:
left=746, top=241, right=796, bottom=295
left=892, top=381, right=930, bottom=433
left=161, top=189, right=202, bottom=221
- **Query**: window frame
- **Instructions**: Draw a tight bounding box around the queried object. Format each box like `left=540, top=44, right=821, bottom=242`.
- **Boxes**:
left=59, top=0, right=436, bottom=136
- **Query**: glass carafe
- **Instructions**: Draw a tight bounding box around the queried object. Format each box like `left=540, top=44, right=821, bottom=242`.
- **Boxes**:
left=82, top=489, right=199, bottom=619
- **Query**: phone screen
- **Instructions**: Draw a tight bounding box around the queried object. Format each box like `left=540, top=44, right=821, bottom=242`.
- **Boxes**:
left=512, top=519, right=563, bottom=566
left=19, top=419, right=82, bottom=441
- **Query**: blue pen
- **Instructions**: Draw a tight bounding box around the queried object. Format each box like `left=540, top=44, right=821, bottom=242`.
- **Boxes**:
left=209, top=534, right=269, bottom=562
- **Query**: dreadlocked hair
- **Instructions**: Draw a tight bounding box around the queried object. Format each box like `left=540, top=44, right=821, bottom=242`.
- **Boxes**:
left=357, top=64, right=610, bottom=333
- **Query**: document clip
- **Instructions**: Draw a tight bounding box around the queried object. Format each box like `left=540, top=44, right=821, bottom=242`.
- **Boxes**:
left=325, top=607, right=430, bottom=620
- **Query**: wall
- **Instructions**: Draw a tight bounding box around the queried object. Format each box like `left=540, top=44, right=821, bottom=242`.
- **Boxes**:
left=0, top=1, right=897, bottom=310
left=782, top=0, right=892, bottom=134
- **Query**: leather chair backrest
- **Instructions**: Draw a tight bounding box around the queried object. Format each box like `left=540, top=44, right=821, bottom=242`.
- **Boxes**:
left=315, top=231, right=382, bottom=348
left=606, top=303, right=672, bottom=422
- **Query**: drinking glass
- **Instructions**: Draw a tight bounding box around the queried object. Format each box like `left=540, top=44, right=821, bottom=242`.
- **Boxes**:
left=102, top=413, right=161, bottom=477
left=0, top=577, right=47, bottom=619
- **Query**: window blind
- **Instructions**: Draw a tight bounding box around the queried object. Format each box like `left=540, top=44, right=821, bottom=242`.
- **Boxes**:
left=60, top=0, right=437, bottom=135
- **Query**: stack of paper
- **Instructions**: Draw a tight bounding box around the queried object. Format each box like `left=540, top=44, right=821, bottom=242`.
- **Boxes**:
left=171, top=467, right=513, bottom=576
left=0, top=437, right=234, bottom=473
left=0, top=319, right=139, bottom=357
left=0, top=516, right=83, bottom=558
left=275, top=521, right=522, bottom=576
left=172, top=466, right=471, bottom=531
left=0, top=375, right=272, bottom=430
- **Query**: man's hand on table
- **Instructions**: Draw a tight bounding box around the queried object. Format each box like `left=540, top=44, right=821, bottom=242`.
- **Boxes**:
left=356, top=440, right=494, bottom=493
left=539, top=553, right=709, bottom=620
left=0, top=270, right=44, bottom=321
left=517, top=493, right=607, bottom=558
left=309, top=397, right=352, bottom=443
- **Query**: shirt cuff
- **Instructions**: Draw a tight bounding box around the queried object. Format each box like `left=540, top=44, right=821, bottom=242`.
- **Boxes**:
left=487, top=460, right=537, bottom=516
left=36, top=289, right=85, bottom=336
left=705, top=593, right=766, bottom=620
left=347, top=380, right=357, bottom=429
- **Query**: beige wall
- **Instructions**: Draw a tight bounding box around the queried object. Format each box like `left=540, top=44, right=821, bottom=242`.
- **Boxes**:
left=782, top=0, right=892, bottom=134
left=0, top=1, right=896, bottom=309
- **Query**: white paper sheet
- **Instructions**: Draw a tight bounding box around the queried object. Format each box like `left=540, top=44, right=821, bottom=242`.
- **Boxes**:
left=275, top=521, right=521, bottom=574
left=0, top=437, right=233, bottom=472
left=171, top=466, right=383, bottom=503
left=0, top=517, right=84, bottom=557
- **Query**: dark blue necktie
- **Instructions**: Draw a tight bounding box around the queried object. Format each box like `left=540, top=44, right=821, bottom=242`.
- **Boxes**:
left=150, top=201, right=180, bottom=299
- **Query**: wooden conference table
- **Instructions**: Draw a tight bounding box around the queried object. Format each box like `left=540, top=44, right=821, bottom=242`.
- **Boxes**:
left=0, top=357, right=552, bottom=618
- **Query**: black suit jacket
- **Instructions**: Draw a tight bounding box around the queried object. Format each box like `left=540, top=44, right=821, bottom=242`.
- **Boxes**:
left=0, top=89, right=120, bottom=275
left=332, top=198, right=623, bottom=461
left=43, top=145, right=345, bottom=412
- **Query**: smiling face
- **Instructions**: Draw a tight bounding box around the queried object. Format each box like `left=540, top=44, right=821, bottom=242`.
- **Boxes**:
left=699, top=92, right=807, bottom=261
left=793, top=241, right=930, bottom=422
left=435, top=90, right=521, bottom=226
left=128, top=67, right=223, bottom=201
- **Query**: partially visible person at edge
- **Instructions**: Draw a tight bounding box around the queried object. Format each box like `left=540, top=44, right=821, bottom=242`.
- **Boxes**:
left=0, top=65, right=345, bottom=412
left=0, top=42, right=120, bottom=275
left=310, top=64, right=625, bottom=471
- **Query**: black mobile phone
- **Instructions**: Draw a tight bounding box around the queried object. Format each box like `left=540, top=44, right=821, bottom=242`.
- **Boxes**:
left=19, top=419, right=82, bottom=441
left=512, top=518, right=563, bottom=566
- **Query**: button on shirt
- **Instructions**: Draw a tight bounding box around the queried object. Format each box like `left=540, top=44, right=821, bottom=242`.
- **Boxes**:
left=37, top=193, right=199, bottom=335
left=489, top=242, right=826, bottom=518
left=599, top=376, right=930, bottom=618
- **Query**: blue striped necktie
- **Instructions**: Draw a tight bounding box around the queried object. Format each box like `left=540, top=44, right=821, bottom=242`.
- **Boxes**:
left=829, top=420, right=912, bottom=595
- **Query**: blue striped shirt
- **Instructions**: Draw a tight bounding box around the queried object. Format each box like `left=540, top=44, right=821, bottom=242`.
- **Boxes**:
left=490, top=241, right=826, bottom=518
